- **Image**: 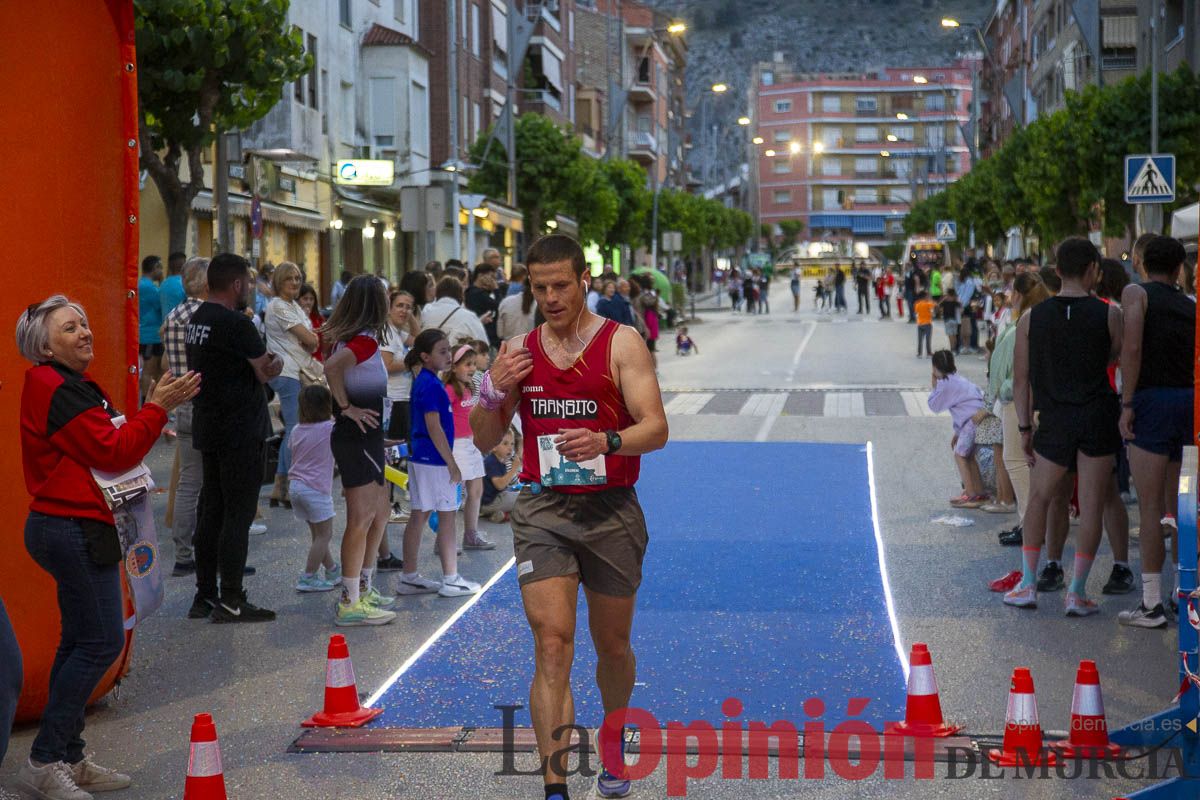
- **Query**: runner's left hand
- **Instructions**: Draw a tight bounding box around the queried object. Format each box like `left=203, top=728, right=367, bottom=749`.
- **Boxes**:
left=555, top=428, right=606, bottom=462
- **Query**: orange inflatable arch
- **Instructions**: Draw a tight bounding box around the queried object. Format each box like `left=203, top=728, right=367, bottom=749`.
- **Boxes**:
left=0, top=0, right=140, bottom=722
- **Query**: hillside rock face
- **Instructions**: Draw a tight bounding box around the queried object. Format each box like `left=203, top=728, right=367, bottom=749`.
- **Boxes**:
left=646, top=0, right=993, bottom=187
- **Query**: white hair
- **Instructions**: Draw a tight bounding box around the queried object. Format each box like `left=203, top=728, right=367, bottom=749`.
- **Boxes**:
left=16, top=295, right=88, bottom=364
left=182, top=257, right=210, bottom=297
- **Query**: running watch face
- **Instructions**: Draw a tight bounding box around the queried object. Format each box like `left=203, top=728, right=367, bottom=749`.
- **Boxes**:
left=605, top=430, right=622, bottom=455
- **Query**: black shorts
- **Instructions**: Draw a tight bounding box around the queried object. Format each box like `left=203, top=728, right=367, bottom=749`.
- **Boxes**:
left=139, top=343, right=164, bottom=359
left=387, top=400, right=411, bottom=442
left=1033, top=397, right=1121, bottom=470
left=332, top=413, right=385, bottom=489
left=1131, top=387, right=1193, bottom=461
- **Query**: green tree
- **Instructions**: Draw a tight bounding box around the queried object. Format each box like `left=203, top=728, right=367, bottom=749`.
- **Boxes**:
left=778, top=219, right=805, bottom=252
left=469, top=114, right=581, bottom=236
left=136, top=0, right=311, bottom=255
left=563, top=155, right=619, bottom=247
left=599, top=159, right=652, bottom=256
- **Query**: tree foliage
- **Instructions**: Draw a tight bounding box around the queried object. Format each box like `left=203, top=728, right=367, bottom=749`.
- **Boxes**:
left=136, top=0, right=311, bottom=253
left=904, top=66, right=1200, bottom=250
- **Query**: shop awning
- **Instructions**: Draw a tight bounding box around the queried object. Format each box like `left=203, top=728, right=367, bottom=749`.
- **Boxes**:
left=809, top=214, right=852, bottom=229
left=851, top=215, right=886, bottom=234
left=192, top=191, right=327, bottom=231
left=334, top=187, right=398, bottom=222
left=484, top=199, right=524, bottom=232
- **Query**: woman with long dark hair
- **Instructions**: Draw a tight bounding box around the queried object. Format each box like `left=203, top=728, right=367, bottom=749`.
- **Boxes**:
left=321, top=276, right=396, bottom=626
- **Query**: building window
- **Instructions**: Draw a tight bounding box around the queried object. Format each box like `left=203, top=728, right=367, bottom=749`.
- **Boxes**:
left=321, top=69, right=329, bottom=133
left=854, top=187, right=877, bottom=204
left=394, top=0, right=406, bottom=23
left=926, top=125, right=945, bottom=146
left=855, top=96, right=877, bottom=112
left=307, top=35, right=319, bottom=109
left=926, top=93, right=945, bottom=111
left=293, top=27, right=304, bottom=102
left=370, top=77, right=396, bottom=153
left=820, top=127, right=841, bottom=147
left=854, top=126, right=877, bottom=142
left=821, top=95, right=841, bottom=112
left=854, top=157, right=876, bottom=174
left=821, top=158, right=841, bottom=176
left=774, top=99, right=792, bottom=113
left=471, top=3, right=480, bottom=56
left=773, top=129, right=791, bottom=142
left=773, top=160, right=791, bottom=174
left=533, top=47, right=564, bottom=110
left=773, top=190, right=791, bottom=204
left=761, top=70, right=774, bottom=86
left=492, top=2, right=508, bottom=78
left=890, top=186, right=912, bottom=204
left=411, top=81, right=428, bottom=156
left=339, top=0, right=351, bottom=28
left=892, top=125, right=914, bottom=141
left=822, top=189, right=840, bottom=208
left=340, top=81, right=354, bottom=146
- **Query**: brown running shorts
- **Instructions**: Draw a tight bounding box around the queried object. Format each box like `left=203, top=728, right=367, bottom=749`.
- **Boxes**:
left=509, top=486, right=649, bottom=597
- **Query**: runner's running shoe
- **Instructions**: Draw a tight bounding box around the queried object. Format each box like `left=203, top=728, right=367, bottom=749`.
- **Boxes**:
left=438, top=576, right=482, bottom=597
left=395, top=574, right=442, bottom=595
left=1101, top=564, right=1135, bottom=595
left=597, top=728, right=632, bottom=798
left=989, top=570, right=1023, bottom=592
left=1003, top=585, right=1037, bottom=608
left=1064, top=593, right=1099, bottom=617
left=1117, top=602, right=1168, bottom=629
left=335, top=598, right=396, bottom=627
left=997, top=525, right=1023, bottom=546
left=1036, top=562, right=1065, bottom=592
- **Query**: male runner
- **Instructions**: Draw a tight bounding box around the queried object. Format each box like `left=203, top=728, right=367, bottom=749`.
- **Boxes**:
left=472, top=234, right=668, bottom=800
left=1118, top=235, right=1195, bottom=628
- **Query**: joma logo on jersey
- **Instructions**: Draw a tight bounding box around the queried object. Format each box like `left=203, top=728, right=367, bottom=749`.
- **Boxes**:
left=530, top=398, right=599, bottom=419
left=523, top=385, right=545, bottom=393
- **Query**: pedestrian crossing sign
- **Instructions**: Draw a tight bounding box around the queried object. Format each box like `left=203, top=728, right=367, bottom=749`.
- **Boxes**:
left=1125, top=154, right=1175, bottom=204
left=935, top=220, right=957, bottom=242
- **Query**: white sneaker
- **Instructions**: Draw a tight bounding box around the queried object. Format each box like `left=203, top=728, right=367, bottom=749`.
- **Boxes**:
left=395, top=574, right=442, bottom=595
left=438, top=576, right=481, bottom=597
left=249, top=522, right=268, bottom=535
left=69, top=757, right=130, bottom=793
left=16, top=759, right=92, bottom=800
left=295, top=574, right=338, bottom=593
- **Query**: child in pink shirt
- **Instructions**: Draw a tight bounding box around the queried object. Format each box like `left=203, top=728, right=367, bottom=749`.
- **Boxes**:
left=928, top=350, right=988, bottom=508
left=288, top=385, right=340, bottom=591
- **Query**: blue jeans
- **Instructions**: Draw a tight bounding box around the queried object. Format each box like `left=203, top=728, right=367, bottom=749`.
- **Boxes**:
left=270, top=376, right=301, bottom=475
left=24, top=512, right=124, bottom=765
left=0, top=596, right=21, bottom=769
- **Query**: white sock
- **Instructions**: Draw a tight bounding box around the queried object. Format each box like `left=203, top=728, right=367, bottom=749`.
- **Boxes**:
left=1143, top=572, right=1162, bottom=609
left=443, top=573, right=459, bottom=584
left=360, top=568, right=374, bottom=591
left=342, top=577, right=360, bottom=604
left=402, top=571, right=419, bottom=583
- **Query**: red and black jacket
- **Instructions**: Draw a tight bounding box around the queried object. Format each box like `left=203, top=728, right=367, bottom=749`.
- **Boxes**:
left=21, top=362, right=166, bottom=524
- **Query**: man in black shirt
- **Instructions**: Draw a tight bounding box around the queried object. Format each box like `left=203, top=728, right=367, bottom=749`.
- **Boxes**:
left=464, top=263, right=501, bottom=348
left=1008, top=237, right=1122, bottom=617
left=186, top=253, right=283, bottom=623
left=855, top=263, right=871, bottom=314
left=1118, top=236, right=1196, bottom=629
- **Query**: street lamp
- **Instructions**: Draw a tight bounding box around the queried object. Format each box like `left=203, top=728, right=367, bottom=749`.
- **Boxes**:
left=886, top=133, right=899, bottom=142
left=764, top=149, right=777, bottom=157
left=752, top=136, right=764, bottom=144
left=912, top=75, right=929, bottom=85
left=788, top=141, right=802, bottom=155
left=880, top=150, right=891, bottom=157
left=667, top=21, right=687, bottom=34
left=896, top=112, right=909, bottom=120
left=940, top=17, right=960, bottom=27
left=812, top=141, right=825, bottom=154
left=737, top=116, right=751, bottom=126
left=711, top=83, right=728, bottom=93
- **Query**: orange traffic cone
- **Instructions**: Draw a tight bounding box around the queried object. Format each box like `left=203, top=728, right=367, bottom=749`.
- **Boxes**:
left=183, top=713, right=227, bottom=800
left=302, top=634, right=383, bottom=728
left=890, top=643, right=962, bottom=736
left=988, top=667, right=1057, bottom=766
left=1052, top=660, right=1121, bottom=759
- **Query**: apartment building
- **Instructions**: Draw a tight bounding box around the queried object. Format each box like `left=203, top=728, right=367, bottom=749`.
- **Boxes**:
left=751, top=59, right=973, bottom=248
left=573, top=0, right=687, bottom=186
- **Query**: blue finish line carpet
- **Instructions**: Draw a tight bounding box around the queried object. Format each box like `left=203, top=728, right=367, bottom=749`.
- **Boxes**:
left=368, top=442, right=908, bottom=729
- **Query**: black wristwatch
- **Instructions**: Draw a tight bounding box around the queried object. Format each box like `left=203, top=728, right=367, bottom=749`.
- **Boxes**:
left=603, top=429, right=622, bottom=455
left=1018, top=424, right=1033, bottom=433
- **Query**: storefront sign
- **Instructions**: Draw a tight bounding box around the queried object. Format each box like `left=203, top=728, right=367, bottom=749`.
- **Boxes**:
left=335, top=159, right=395, bottom=186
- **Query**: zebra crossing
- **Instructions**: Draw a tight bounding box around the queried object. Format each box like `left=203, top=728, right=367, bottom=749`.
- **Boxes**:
left=660, top=389, right=949, bottom=418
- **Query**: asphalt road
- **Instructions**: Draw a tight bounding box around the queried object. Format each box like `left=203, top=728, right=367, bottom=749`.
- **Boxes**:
left=2, top=278, right=1184, bottom=799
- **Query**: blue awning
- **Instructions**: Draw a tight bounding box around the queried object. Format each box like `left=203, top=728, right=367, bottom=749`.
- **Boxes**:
left=809, top=214, right=852, bottom=229
left=851, top=215, right=886, bottom=234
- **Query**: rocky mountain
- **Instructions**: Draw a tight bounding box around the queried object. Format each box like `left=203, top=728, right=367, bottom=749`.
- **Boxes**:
left=647, top=0, right=995, bottom=187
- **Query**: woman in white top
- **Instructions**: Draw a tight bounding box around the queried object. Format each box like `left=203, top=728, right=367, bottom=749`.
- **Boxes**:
left=264, top=261, right=319, bottom=507
left=496, top=281, right=536, bottom=341
left=381, top=290, right=416, bottom=442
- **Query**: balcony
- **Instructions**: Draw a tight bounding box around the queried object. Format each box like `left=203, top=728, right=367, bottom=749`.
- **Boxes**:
left=242, top=100, right=322, bottom=163
left=629, top=80, right=656, bottom=103
left=627, top=130, right=658, bottom=161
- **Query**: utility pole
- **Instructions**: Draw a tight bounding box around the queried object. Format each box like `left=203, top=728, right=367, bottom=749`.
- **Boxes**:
left=506, top=5, right=517, bottom=210
left=215, top=133, right=231, bottom=253
left=448, top=0, right=461, bottom=261
left=1141, top=0, right=1163, bottom=234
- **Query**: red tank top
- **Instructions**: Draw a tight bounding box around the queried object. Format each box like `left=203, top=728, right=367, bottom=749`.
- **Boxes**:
left=518, top=319, right=639, bottom=493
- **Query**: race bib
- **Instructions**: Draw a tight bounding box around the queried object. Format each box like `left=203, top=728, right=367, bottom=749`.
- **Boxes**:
left=537, top=434, right=607, bottom=487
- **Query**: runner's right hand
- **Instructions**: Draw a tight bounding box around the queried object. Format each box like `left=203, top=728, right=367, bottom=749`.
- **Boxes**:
left=490, top=339, right=533, bottom=393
